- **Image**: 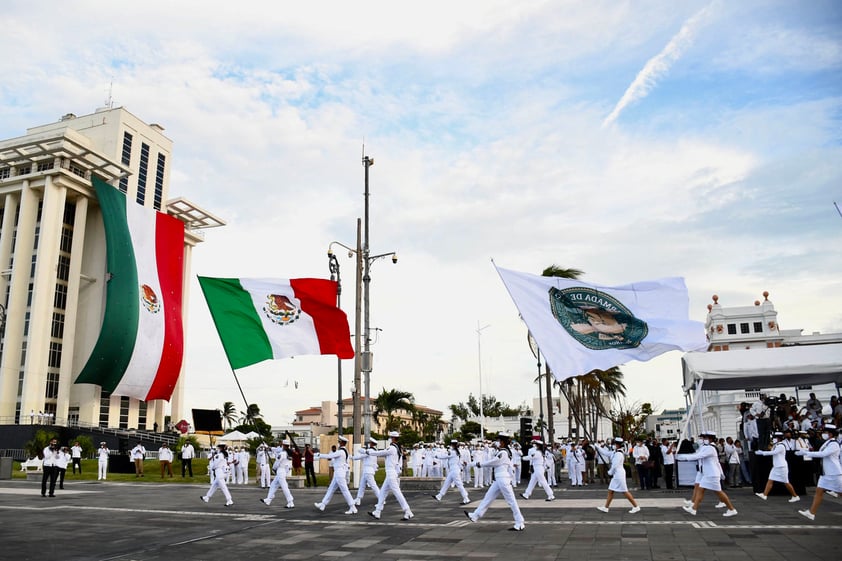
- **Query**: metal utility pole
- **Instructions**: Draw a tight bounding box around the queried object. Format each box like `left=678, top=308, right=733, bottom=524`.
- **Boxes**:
left=362, top=154, right=373, bottom=443
left=476, top=322, right=490, bottom=440
left=327, top=250, right=343, bottom=434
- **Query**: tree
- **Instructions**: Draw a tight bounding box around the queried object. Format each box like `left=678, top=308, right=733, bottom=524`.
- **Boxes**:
left=221, top=401, right=237, bottom=429
left=372, top=388, right=416, bottom=432
left=25, top=429, right=58, bottom=458
left=447, top=393, right=524, bottom=422
left=558, top=366, right=627, bottom=440
left=239, top=403, right=262, bottom=425
left=605, top=400, right=654, bottom=443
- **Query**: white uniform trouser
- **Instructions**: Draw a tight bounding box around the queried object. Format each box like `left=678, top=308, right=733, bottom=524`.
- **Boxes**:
left=546, top=461, right=557, bottom=486
left=473, top=464, right=484, bottom=488
left=514, top=462, right=522, bottom=485
left=375, top=472, right=410, bottom=514
left=259, top=463, right=271, bottom=487
left=206, top=469, right=232, bottom=502
left=98, top=460, right=108, bottom=480
left=320, top=471, right=355, bottom=507
left=267, top=471, right=294, bottom=504
left=238, top=464, right=248, bottom=484
left=472, top=478, right=524, bottom=525
left=437, top=469, right=469, bottom=501
left=463, top=464, right=471, bottom=484
left=356, top=472, right=380, bottom=501
left=569, top=460, right=582, bottom=485
left=524, top=468, right=554, bottom=498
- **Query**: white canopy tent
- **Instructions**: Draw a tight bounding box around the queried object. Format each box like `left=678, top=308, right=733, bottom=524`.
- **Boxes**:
left=682, top=343, right=842, bottom=392
left=680, top=343, right=842, bottom=437
left=218, top=430, right=248, bottom=441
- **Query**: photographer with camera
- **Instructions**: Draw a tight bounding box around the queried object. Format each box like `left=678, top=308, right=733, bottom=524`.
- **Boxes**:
left=40, top=438, right=61, bottom=497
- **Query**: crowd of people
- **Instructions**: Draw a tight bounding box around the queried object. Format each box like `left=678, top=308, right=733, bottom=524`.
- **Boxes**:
left=31, top=391, right=842, bottom=528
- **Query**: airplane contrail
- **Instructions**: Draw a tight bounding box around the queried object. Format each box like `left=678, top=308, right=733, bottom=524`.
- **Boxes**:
left=603, top=3, right=715, bottom=127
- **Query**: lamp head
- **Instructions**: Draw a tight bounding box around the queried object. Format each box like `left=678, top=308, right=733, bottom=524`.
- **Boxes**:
left=391, top=254, right=398, bottom=264
left=327, top=248, right=334, bottom=258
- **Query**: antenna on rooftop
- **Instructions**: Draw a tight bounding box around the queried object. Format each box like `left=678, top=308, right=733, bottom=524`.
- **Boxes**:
left=104, top=80, right=114, bottom=109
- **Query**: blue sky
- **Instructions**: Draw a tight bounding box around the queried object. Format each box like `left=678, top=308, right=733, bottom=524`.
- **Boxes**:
left=2, top=0, right=840, bottom=427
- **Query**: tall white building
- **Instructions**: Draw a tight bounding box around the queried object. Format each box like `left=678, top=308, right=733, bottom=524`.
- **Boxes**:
left=0, top=107, right=222, bottom=430
left=686, top=292, right=841, bottom=438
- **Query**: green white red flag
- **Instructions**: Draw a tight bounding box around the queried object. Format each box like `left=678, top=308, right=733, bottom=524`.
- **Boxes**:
left=198, top=276, right=354, bottom=370
left=76, top=176, right=185, bottom=401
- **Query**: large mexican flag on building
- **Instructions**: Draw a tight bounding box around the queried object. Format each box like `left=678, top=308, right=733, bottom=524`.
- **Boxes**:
left=76, top=176, right=185, bottom=401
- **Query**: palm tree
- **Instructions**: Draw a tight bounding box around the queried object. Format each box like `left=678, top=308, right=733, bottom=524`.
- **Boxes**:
left=239, top=403, right=263, bottom=425
left=536, top=264, right=584, bottom=443
left=221, top=401, right=237, bottom=430
left=559, top=366, right=627, bottom=440
left=372, top=388, right=416, bottom=433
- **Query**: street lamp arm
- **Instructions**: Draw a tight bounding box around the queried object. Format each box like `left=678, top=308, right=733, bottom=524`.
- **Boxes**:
left=328, top=241, right=358, bottom=257
left=369, top=251, right=398, bottom=264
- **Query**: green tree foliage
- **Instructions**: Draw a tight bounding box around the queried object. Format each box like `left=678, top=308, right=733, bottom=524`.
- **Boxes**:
left=448, top=393, right=524, bottom=422
left=372, top=388, right=416, bottom=432
left=221, top=401, right=237, bottom=429
left=25, top=429, right=58, bottom=458
left=71, top=434, right=95, bottom=458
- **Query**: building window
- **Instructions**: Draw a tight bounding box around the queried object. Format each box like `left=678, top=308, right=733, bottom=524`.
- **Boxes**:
left=727, top=324, right=737, bottom=335
left=753, top=322, right=763, bottom=333
left=48, top=342, right=62, bottom=369
left=37, top=160, right=55, bottom=172
left=740, top=323, right=750, bottom=334
left=99, top=390, right=111, bottom=427
left=45, top=371, right=59, bottom=399
left=136, top=143, right=149, bottom=205
left=57, top=255, right=71, bottom=281
left=17, top=165, right=31, bottom=175
left=53, top=284, right=67, bottom=310
left=51, top=312, right=65, bottom=339
left=68, top=162, right=86, bottom=177
left=119, top=396, right=130, bottom=429
left=153, top=153, right=166, bottom=210
left=138, top=400, right=148, bottom=430
left=0, top=167, right=9, bottom=179
left=60, top=226, right=73, bottom=253
left=119, top=132, right=133, bottom=193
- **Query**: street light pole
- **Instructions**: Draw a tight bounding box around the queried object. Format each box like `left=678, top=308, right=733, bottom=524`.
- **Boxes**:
left=476, top=322, right=489, bottom=440
left=362, top=154, right=373, bottom=443
left=327, top=250, right=343, bottom=435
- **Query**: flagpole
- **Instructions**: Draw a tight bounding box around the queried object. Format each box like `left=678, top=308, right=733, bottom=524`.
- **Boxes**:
left=229, top=367, right=251, bottom=416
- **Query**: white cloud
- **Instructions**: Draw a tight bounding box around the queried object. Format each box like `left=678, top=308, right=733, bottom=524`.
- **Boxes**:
left=2, top=0, right=840, bottom=426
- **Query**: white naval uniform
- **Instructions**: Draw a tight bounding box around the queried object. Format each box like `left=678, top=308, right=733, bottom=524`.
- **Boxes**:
left=676, top=443, right=722, bottom=491
left=204, top=451, right=233, bottom=504
left=265, top=447, right=294, bottom=506
left=512, top=447, right=523, bottom=485
left=369, top=442, right=412, bottom=517
left=316, top=446, right=356, bottom=510
left=606, top=446, right=629, bottom=493
left=755, top=442, right=790, bottom=483
left=257, top=448, right=271, bottom=488
left=545, top=450, right=557, bottom=486
left=434, top=447, right=469, bottom=503
left=799, top=438, right=842, bottom=492
left=237, top=449, right=250, bottom=484
left=460, top=446, right=472, bottom=483
left=522, top=446, right=554, bottom=499
left=472, top=447, right=484, bottom=488
left=97, top=446, right=110, bottom=480
left=468, top=446, right=524, bottom=530
left=352, top=448, right=381, bottom=504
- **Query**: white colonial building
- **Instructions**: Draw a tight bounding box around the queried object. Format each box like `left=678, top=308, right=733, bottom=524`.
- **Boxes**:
left=0, top=107, right=222, bottom=430
left=684, top=292, right=841, bottom=439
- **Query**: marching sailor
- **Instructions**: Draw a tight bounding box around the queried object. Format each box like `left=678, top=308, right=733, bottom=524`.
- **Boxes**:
left=464, top=432, right=525, bottom=531
left=754, top=431, right=800, bottom=503
left=796, top=423, right=842, bottom=520
left=596, top=437, right=640, bottom=513
left=676, top=430, right=737, bottom=517
left=201, top=444, right=234, bottom=506
left=256, top=443, right=271, bottom=488
left=352, top=437, right=381, bottom=506
left=261, top=439, right=294, bottom=508
left=432, top=439, right=471, bottom=504
left=368, top=431, right=414, bottom=521
left=520, top=440, right=555, bottom=501
left=314, top=436, right=357, bottom=514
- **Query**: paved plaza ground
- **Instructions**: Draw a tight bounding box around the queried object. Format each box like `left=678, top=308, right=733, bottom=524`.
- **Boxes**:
left=1, top=478, right=840, bottom=561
